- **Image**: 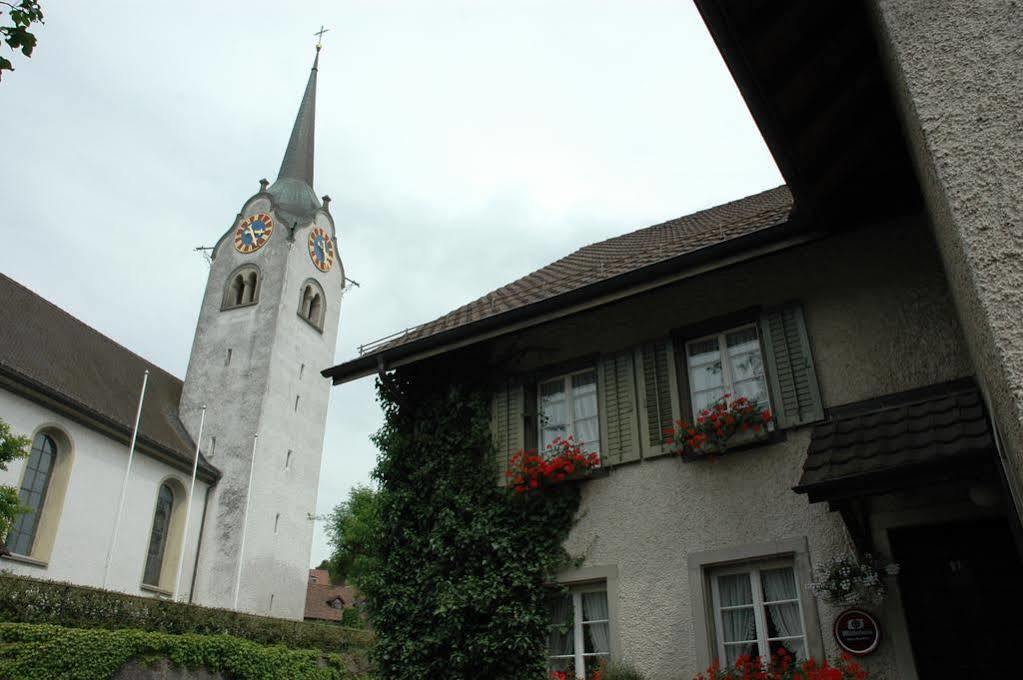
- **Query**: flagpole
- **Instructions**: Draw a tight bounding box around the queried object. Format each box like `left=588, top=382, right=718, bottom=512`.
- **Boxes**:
left=174, top=404, right=206, bottom=601
left=233, top=433, right=259, bottom=610
left=103, top=369, right=149, bottom=589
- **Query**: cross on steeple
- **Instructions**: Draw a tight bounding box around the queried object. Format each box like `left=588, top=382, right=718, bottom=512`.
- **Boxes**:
left=314, top=25, right=329, bottom=50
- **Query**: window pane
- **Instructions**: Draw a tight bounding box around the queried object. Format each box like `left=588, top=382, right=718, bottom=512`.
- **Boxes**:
left=547, top=594, right=575, bottom=658
left=761, top=568, right=797, bottom=602
left=731, top=378, right=769, bottom=407
left=7, top=434, right=57, bottom=556
left=765, top=602, right=804, bottom=639
left=689, top=358, right=725, bottom=392
left=769, top=638, right=805, bottom=661
left=584, top=655, right=610, bottom=678
left=583, top=622, right=611, bottom=654
left=721, top=607, right=757, bottom=643
left=717, top=573, right=753, bottom=606
left=541, top=380, right=568, bottom=430
left=692, top=388, right=727, bottom=415
left=571, top=371, right=597, bottom=393
left=581, top=590, right=609, bottom=622
left=724, top=641, right=759, bottom=666
left=547, top=657, right=575, bottom=676
left=143, top=484, right=174, bottom=586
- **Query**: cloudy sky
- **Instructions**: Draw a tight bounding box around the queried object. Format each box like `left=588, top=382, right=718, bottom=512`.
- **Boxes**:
left=1, top=0, right=780, bottom=567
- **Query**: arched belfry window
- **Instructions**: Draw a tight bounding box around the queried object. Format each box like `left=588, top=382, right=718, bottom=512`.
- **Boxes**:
left=298, top=279, right=326, bottom=331
left=222, top=265, right=261, bottom=310
left=143, top=483, right=174, bottom=587
left=7, top=433, right=57, bottom=556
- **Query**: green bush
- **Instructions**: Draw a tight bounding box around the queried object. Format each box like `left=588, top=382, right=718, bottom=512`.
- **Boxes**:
left=0, top=622, right=354, bottom=680
left=361, top=372, right=583, bottom=679
left=0, top=573, right=372, bottom=655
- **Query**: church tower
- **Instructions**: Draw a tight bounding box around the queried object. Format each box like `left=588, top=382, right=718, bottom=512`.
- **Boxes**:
left=178, top=47, right=343, bottom=619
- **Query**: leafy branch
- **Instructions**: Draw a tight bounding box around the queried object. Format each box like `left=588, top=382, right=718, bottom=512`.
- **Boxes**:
left=1, top=0, right=43, bottom=81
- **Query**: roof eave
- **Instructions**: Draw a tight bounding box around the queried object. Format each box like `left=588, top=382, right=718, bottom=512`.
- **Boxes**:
left=323, top=216, right=818, bottom=385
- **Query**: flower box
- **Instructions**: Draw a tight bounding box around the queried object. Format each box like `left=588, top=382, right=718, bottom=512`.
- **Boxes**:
left=506, top=437, right=600, bottom=495
left=666, top=395, right=774, bottom=462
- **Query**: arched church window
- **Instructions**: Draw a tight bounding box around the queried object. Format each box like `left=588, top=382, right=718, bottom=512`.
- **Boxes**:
left=297, top=280, right=326, bottom=331
left=143, top=483, right=174, bottom=587
left=222, top=265, right=261, bottom=310
left=7, top=433, right=57, bottom=556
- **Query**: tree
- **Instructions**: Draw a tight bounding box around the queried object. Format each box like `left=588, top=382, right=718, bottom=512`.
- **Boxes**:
left=0, top=418, right=30, bottom=555
left=1, top=1, right=44, bottom=81
left=324, top=484, right=380, bottom=589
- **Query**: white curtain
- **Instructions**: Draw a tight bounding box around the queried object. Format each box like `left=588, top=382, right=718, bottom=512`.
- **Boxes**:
left=582, top=591, right=611, bottom=655
left=762, top=568, right=804, bottom=654
left=548, top=595, right=574, bottom=657
left=719, top=574, right=756, bottom=663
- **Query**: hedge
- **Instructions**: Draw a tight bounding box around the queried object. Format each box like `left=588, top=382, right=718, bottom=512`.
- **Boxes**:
left=0, top=622, right=357, bottom=680
left=0, top=573, right=372, bottom=656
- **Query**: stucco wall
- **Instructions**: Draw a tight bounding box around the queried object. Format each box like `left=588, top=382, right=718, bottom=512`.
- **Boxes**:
left=180, top=192, right=342, bottom=619
left=0, top=388, right=208, bottom=599
left=869, top=0, right=1023, bottom=508
left=489, top=217, right=969, bottom=679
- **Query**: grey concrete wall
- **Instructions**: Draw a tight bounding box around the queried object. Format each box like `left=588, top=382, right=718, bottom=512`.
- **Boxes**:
left=869, top=0, right=1023, bottom=508
left=180, top=192, right=343, bottom=619
left=490, top=217, right=969, bottom=679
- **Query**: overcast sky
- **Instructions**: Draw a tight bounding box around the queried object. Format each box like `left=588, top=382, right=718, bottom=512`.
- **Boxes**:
left=0, top=0, right=780, bottom=567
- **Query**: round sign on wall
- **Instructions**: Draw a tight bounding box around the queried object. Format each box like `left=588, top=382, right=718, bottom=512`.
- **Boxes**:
left=833, top=608, right=881, bottom=656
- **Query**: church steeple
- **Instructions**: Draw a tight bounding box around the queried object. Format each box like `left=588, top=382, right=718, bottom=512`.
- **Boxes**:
left=268, top=48, right=322, bottom=221
left=277, top=48, right=319, bottom=187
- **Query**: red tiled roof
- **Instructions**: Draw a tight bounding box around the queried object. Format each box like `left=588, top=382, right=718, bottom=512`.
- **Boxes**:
left=367, top=185, right=792, bottom=357
left=303, top=569, right=355, bottom=622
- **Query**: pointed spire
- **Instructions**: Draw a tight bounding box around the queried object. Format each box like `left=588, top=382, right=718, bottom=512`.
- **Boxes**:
left=277, top=47, right=319, bottom=187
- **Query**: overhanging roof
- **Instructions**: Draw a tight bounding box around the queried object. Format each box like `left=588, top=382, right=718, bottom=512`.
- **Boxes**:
left=324, top=186, right=807, bottom=384
left=692, top=1, right=921, bottom=222
left=794, top=379, right=994, bottom=504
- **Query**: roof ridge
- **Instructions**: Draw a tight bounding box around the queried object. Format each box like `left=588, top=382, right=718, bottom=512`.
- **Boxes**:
left=0, top=273, right=184, bottom=385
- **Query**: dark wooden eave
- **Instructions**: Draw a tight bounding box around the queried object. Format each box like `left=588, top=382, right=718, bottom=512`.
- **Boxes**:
left=693, top=0, right=921, bottom=225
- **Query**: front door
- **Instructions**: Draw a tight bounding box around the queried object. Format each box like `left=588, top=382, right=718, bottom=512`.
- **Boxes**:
left=889, top=518, right=1023, bottom=678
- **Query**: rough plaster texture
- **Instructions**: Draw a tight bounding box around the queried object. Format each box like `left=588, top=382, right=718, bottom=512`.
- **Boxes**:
left=180, top=192, right=343, bottom=619
left=0, top=388, right=208, bottom=598
left=490, top=218, right=969, bottom=679
left=870, top=0, right=1023, bottom=507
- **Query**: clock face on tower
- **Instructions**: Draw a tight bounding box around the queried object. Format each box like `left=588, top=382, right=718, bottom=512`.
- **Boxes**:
left=308, top=227, right=335, bottom=272
left=234, top=213, right=275, bottom=254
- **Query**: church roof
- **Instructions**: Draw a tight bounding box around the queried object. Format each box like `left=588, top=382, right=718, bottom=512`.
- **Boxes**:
left=269, top=49, right=322, bottom=222
left=0, top=274, right=219, bottom=482
left=324, top=185, right=795, bottom=383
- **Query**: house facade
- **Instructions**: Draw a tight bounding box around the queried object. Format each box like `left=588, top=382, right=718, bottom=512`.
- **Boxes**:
left=324, top=3, right=1023, bottom=678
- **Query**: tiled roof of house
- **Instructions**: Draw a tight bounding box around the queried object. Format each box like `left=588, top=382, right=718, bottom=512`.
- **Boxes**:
left=304, top=569, right=355, bottom=622
left=370, top=185, right=793, bottom=356
left=0, top=274, right=217, bottom=479
left=795, top=379, right=992, bottom=497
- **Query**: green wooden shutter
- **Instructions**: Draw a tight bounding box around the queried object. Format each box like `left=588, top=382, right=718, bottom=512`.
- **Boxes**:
left=760, top=303, right=824, bottom=428
left=490, top=381, right=524, bottom=486
left=637, top=339, right=680, bottom=457
left=598, top=351, right=640, bottom=466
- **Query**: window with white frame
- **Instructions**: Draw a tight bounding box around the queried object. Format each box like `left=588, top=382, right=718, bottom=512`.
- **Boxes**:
left=539, top=369, right=599, bottom=457
left=547, top=585, right=611, bottom=679
left=685, top=325, right=770, bottom=418
left=710, top=560, right=807, bottom=666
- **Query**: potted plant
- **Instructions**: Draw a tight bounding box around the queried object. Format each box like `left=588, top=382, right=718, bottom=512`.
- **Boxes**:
left=506, top=436, right=600, bottom=495
left=808, top=553, right=899, bottom=606
left=665, top=394, right=773, bottom=461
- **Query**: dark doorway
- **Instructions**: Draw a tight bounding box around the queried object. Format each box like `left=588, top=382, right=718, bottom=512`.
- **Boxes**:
left=889, top=518, right=1023, bottom=678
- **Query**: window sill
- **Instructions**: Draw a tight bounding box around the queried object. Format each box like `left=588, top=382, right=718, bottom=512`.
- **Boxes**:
left=221, top=300, right=259, bottom=312
left=140, top=583, right=173, bottom=598
left=296, top=311, right=324, bottom=334
left=679, top=427, right=785, bottom=463
left=0, top=553, right=48, bottom=568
